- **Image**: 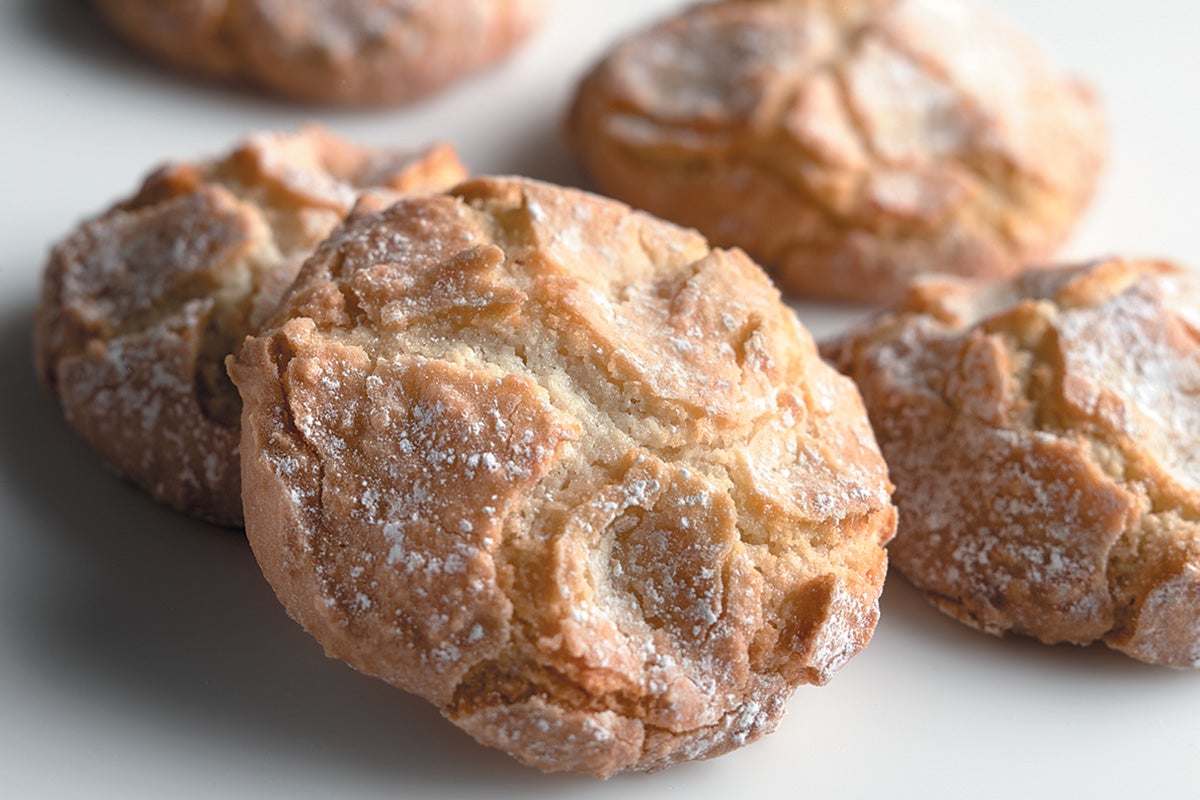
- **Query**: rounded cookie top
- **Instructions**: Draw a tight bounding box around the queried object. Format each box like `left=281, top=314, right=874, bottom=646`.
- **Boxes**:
left=228, top=176, right=896, bottom=775
left=35, top=127, right=467, bottom=525
left=825, top=258, right=1200, bottom=667
left=567, top=0, right=1106, bottom=304
left=90, top=0, right=547, bottom=106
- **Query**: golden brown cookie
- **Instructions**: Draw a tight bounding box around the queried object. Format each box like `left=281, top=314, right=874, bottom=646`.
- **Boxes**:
left=567, top=0, right=1107, bottom=304
left=34, top=127, right=467, bottom=526
left=228, top=176, right=897, bottom=775
left=90, top=0, right=547, bottom=107
left=825, top=258, right=1200, bottom=667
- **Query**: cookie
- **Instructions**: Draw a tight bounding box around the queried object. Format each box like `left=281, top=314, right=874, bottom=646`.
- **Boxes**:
left=227, top=176, right=897, bottom=775
left=90, top=0, right=547, bottom=107
left=34, top=127, right=467, bottom=526
left=825, top=259, right=1200, bottom=667
left=567, top=0, right=1107, bottom=304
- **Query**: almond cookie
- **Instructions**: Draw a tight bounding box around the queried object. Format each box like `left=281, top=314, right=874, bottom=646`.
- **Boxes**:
left=825, top=259, right=1200, bottom=667
left=228, top=177, right=897, bottom=775
left=90, top=0, right=547, bottom=106
left=567, top=0, right=1107, bottom=304
left=34, top=127, right=467, bottom=526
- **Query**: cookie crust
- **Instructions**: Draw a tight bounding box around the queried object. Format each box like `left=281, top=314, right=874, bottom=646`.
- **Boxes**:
left=91, top=0, right=547, bottom=106
left=35, top=127, right=466, bottom=525
left=229, top=176, right=896, bottom=774
left=568, top=0, right=1106, bottom=304
left=826, top=259, right=1200, bottom=667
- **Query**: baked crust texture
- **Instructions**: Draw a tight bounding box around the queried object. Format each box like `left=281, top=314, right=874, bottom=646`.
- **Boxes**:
left=825, top=258, right=1200, bottom=667
left=567, top=0, right=1107, bottom=304
left=91, top=0, right=547, bottom=106
left=228, top=176, right=897, bottom=775
left=34, top=127, right=467, bottom=525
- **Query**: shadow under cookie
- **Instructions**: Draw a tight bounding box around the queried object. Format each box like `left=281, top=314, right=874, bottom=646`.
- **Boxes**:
left=0, top=303, right=578, bottom=788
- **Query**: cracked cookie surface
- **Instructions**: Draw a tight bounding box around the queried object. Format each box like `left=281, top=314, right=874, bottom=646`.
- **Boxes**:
left=35, top=127, right=467, bottom=525
left=90, top=0, right=547, bottom=106
left=825, top=259, right=1200, bottom=667
left=228, top=176, right=897, bottom=775
left=567, top=0, right=1106, bottom=304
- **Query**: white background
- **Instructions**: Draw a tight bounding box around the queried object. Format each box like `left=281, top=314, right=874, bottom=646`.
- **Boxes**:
left=1, top=1, right=1198, bottom=798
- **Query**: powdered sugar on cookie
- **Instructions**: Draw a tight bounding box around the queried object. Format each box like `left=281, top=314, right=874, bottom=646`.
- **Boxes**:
left=34, top=127, right=467, bottom=525
left=827, top=258, right=1200, bottom=666
left=568, top=0, right=1106, bottom=303
left=230, top=177, right=897, bottom=775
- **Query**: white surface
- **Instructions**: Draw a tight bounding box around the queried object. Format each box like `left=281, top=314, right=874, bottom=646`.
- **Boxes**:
left=1, top=1, right=1198, bottom=798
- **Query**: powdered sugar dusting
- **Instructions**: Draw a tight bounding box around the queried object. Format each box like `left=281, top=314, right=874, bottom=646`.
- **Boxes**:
left=252, top=0, right=426, bottom=57
left=238, top=177, right=896, bottom=774
left=835, top=259, right=1200, bottom=658
left=611, top=6, right=830, bottom=123
left=1055, top=277, right=1200, bottom=494
left=575, top=0, right=1104, bottom=305
left=38, top=127, right=464, bottom=524
left=1119, top=562, right=1200, bottom=668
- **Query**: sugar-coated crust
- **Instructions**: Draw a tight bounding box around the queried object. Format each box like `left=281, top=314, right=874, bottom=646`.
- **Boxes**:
left=34, top=127, right=467, bottom=525
left=825, top=258, right=1200, bottom=667
left=91, top=0, right=547, bottom=107
left=567, top=0, right=1106, bottom=304
left=228, top=176, right=897, bottom=775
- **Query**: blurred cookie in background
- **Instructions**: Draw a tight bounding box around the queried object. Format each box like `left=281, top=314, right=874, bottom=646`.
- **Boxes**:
left=568, top=0, right=1107, bottom=304
left=91, top=0, right=548, bottom=106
